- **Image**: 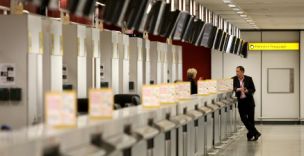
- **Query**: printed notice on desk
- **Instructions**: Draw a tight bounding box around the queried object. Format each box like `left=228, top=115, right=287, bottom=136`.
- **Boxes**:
left=89, top=88, right=113, bottom=120
left=159, top=84, right=176, bottom=104
left=198, top=80, right=209, bottom=95
left=45, top=91, right=77, bottom=129
left=142, top=85, right=160, bottom=108
left=208, top=80, right=217, bottom=93
left=175, top=82, right=191, bottom=100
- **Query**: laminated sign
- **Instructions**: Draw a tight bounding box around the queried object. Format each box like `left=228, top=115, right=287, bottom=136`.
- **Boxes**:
left=142, top=85, right=160, bottom=108
left=45, top=91, right=77, bottom=128
left=159, top=83, right=177, bottom=104
left=89, top=88, right=114, bottom=120
left=175, top=82, right=191, bottom=100
left=198, top=80, right=209, bottom=95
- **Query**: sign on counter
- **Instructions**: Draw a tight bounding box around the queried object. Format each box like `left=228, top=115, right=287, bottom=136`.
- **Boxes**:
left=198, top=80, right=209, bottom=95
left=175, top=82, right=191, bottom=100
left=142, top=85, right=160, bottom=108
left=159, top=83, right=176, bottom=104
left=45, top=91, right=77, bottom=128
left=89, top=88, right=113, bottom=120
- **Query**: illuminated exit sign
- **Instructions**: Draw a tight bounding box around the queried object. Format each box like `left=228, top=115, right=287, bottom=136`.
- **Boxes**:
left=248, top=43, right=299, bottom=51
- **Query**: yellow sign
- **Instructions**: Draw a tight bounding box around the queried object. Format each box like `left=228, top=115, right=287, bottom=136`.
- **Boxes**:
left=248, top=43, right=299, bottom=51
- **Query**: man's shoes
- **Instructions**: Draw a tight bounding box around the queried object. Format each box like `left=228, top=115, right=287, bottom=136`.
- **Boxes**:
left=252, top=132, right=261, bottom=141
left=247, top=133, right=254, bottom=141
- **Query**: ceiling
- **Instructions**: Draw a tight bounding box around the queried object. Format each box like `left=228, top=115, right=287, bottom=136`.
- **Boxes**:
left=198, top=0, right=304, bottom=30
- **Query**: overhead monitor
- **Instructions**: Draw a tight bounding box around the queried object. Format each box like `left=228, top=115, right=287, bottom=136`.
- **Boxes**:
left=241, top=42, right=248, bottom=58
left=103, top=0, right=130, bottom=26
left=124, top=0, right=149, bottom=30
left=219, top=32, right=227, bottom=52
left=181, top=16, right=195, bottom=43
left=225, top=35, right=234, bottom=53
left=223, top=34, right=230, bottom=52
left=229, top=36, right=237, bottom=53
left=170, top=12, right=191, bottom=40
left=213, top=29, right=223, bottom=50
left=200, top=23, right=217, bottom=48
left=234, top=38, right=241, bottom=54
left=190, top=19, right=205, bottom=45
left=159, top=9, right=180, bottom=38
left=144, top=1, right=165, bottom=34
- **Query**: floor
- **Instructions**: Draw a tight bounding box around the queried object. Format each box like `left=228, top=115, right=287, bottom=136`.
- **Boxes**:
left=217, top=125, right=304, bottom=156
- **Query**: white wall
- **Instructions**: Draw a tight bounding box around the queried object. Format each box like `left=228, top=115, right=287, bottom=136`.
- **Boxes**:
left=300, top=32, right=304, bottom=121
left=212, top=31, right=301, bottom=121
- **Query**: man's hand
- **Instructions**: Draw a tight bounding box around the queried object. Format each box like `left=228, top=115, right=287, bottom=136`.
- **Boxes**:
left=244, top=88, right=249, bottom=93
left=236, top=87, right=245, bottom=92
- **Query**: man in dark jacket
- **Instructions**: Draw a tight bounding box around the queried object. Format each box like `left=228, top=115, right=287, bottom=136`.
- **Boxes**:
left=233, top=66, right=261, bottom=141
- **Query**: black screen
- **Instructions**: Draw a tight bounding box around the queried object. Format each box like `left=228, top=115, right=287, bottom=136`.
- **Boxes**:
left=181, top=16, right=195, bottom=43
left=200, top=24, right=217, bottom=48
left=219, top=32, right=226, bottom=52
left=190, top=19, right=205, bottom=45
left=83, top=0, right=96, bottom=16
left=159, top=9, right=180, bottom=38
left=171, top=12, right=191, bottom=40
left=213, top=29, right=223, bottom=50
left=234, top=38, right=241, bottom=54
left=229, top=36, right=237, bottom=53
left=144, top=1, right=163, bottom=34
left=241, top=42, right=248, bottom=58
left=103, top=0, right=129, bottom=25
left=124, top=0, right=149, bottom=30
left=223, top=34, right=230, bottom=52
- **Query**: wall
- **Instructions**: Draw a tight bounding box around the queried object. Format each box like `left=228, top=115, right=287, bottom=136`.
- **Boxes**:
left=300, top=32, right=304, bottom=121
left=212, top=31, right=301, bottom=121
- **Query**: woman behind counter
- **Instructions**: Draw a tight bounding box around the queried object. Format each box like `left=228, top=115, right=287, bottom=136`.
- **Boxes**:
left=187, top=68, right=202, bottom=95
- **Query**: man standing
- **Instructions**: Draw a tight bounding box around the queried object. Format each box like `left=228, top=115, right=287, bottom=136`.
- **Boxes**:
left=233, top=66, right=261, bottom=141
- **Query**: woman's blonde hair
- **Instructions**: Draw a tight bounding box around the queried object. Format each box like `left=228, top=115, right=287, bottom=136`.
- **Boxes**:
left=187, top=68, right=197, bottom=79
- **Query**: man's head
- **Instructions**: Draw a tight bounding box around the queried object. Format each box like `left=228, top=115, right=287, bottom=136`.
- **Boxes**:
left=236, top=66, right=245, bottom=79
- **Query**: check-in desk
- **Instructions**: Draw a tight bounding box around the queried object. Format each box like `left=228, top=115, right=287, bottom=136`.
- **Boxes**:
left=154, top=105, right=177, bottom=156
left=171, top=98, right=202, bottom=156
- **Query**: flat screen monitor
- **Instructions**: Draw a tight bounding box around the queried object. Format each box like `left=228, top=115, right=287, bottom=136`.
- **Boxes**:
left=223, top=34, right=230, bottom=52
left=124, top=0, right=149, bottom=30
left=241, top=42, right=248, bottom=58
left=229, top=36, right=237, bottom=53
left=159, top=9, right=180, bottom=38
left=219, top=32, right=227, bottom=52
left=83, top=0, right=96, bottom=16
left=237, top=40, right=244, bottom=55
left=170, top=12, right=191, bottom=40
left=234, top=38, right=241, bottom=54
left=181, top=16, right=195, bottom=43
left=190, top=19, right=205, bottom=45
left=103, top=0, right=130, bottom=26
left=213, top=29, right=223, bottom=50
left=201, top=24, right=218, bottom=48
left=144, top=1, right=163, bottom=34
left=225, top=35, right=234, bottom=53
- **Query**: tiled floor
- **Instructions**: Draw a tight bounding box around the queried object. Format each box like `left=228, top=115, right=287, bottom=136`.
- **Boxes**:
left=217, top=125, right=304, bottom=156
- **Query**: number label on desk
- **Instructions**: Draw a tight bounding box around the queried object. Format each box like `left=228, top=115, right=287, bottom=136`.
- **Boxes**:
left=142, top=85, right=160, bottom=108
left=89, top=88, right=113, bottom=120
left=45, top=91, right=77, bottom=129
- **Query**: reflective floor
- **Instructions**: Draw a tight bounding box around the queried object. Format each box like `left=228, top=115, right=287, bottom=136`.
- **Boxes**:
left=217, top=125, right=304, bottom=156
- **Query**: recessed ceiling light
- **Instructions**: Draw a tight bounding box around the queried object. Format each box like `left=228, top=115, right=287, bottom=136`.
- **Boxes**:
left=240, top=14, right=247, bottom=17
left=247, top=19, right=253, bottom=22
left=228, top=4, right=236, bottom=8
left=233, top=8, right=240, bottom=11
left=237, top=11, right=244, bottom=14
left=223, top=0, right=231, bottom=3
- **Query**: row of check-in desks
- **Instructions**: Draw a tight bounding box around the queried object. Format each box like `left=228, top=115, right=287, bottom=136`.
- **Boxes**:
left=0, top=91, right=243, bottom=156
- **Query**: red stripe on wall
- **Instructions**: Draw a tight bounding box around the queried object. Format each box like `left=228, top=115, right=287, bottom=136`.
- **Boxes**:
left=173, top=40, right=211, bottom=81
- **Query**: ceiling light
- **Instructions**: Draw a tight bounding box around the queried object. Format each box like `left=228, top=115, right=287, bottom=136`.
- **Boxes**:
left=237, top=11, right=244, bottom=14
left=233, top=8, right=240, bottom=11
left=223, top=0, right=231, bottom=3
left=246, top=19, right=253, bottom=22
left=240, top=14, right=247, bottom=17
left=228, top=4, right=236, bottom=8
